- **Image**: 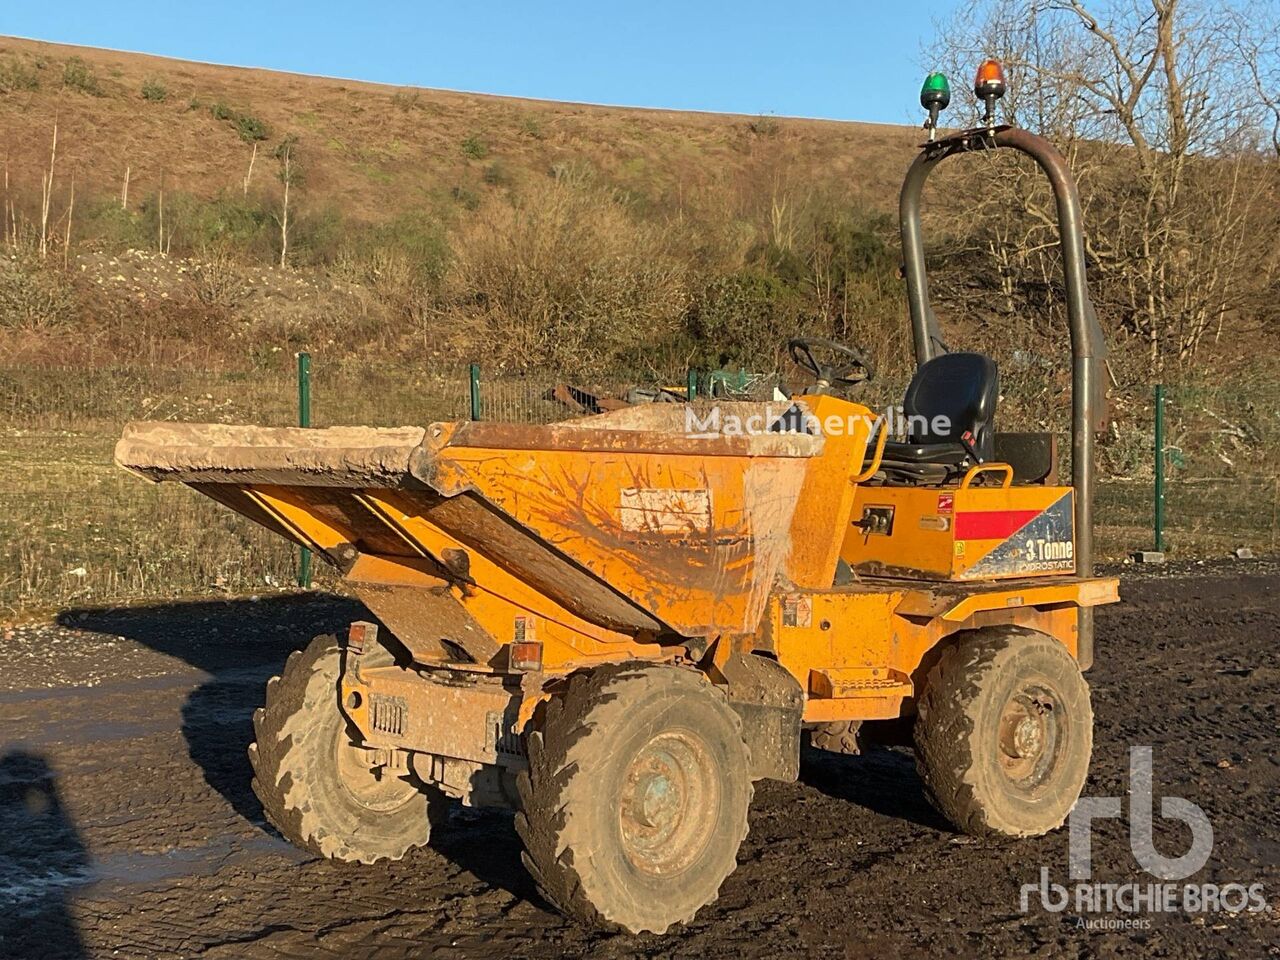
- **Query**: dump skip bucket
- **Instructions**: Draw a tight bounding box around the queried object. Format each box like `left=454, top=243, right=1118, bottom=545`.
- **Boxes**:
left=117, top=402, right=822, bottom=639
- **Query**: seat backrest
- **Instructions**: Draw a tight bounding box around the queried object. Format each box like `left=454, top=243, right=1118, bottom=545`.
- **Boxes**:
left=903, top=352, right=999, bottom=460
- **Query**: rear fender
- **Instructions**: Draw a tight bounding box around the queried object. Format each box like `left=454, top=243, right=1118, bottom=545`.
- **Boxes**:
left=719, top=653, right=804, bottom=782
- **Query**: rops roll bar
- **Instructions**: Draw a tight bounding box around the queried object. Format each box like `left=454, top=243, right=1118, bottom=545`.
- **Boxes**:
left=898, top=124, right=1108, bottom=668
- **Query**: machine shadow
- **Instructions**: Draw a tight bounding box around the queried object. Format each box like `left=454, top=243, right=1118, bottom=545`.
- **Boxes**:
left=0, top=749, right=91, bottom=960
left=53, top=594, right=539, bottom=903
left=57, top=594, right=367, bottom=830
left=798, top=743, right=952, bottom=832
left=431, top=807, right=546, bottom=906
left=51, top=596, right=951, bottom=906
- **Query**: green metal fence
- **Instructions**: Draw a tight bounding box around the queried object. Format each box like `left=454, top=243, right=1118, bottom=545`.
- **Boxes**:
left=460, top=366, right=1279, bottom=560
left=1, top=359, right=1275, bottom=614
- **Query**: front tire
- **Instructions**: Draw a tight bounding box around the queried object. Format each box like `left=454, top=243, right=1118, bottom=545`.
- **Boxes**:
left=913, top=627, right=1092, bottom=837
left=249, top=635, right=448, bottom=863
left=515, top=663, right=752, bottom=934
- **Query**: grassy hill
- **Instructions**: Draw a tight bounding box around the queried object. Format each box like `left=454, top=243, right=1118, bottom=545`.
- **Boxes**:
left=0, top=37, right=918, bottom=227
left=0, top=36, right=932, bottom=377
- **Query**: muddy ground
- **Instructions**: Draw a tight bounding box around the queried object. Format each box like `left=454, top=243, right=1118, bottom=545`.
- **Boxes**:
left=1, top=564, right=1277, bottom=959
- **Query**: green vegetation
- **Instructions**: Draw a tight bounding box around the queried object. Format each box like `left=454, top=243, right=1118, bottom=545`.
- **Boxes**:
left=140, top=77, right=168, bottom=101
left=0, top=256, right=76, bottom=330
left=519, top=114, right=544, bottom=139
left=0, top=56, right=40, bottom=93
left=461, top=134, right=488, bottom=160
left=747, top=115, right=780, bottom=137
left=235, top=114, right=270, bottom=142
left=358, top=163, right=393, bottom=184
left=61, top=56, right=103, bottom=95
left=482, top=161, right=509, bottom=186
left=210, top=100, right=271, bottom=141
left=450, top=185, right=481, bottom=209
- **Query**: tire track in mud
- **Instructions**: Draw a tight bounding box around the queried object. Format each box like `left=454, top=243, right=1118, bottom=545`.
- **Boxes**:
left=0, top=569, right=1276, bottom=958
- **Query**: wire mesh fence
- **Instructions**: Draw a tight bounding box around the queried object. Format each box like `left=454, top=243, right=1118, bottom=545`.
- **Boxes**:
left=469, top=365, right=783, bottom=423
left=1, top=358, right=1275, bottom=613
left=0, top=363, right=473, bottom=431
left=1093, top=380, right=1280, bottom=559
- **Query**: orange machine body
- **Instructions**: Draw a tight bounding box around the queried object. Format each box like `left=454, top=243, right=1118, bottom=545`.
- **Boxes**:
left=116, top=393, right=1117, bottom=754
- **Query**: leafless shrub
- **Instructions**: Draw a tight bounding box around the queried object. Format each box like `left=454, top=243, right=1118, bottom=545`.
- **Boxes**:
left=446, top=177, right=688, bottom=372
left=189, top=251, right=249, bottom=308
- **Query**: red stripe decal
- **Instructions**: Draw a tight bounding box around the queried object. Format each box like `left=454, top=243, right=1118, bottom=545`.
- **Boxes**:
left=954, top=509, right=1042, bottom=540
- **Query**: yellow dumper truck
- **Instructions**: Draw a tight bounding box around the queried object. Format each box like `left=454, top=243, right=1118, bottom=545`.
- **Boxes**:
left=116, top=68, right=1117, bottom=933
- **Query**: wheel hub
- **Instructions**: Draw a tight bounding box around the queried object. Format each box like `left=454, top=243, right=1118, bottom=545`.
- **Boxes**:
left=997, top=687, right=1060, bottom=788
left=1011, top=715, right=1043, bottom=758
left=631, top=769, right=680, bottom=827
left=618, top=731, right=717, bottom=876
left=333, top=733, right=418, bottom=813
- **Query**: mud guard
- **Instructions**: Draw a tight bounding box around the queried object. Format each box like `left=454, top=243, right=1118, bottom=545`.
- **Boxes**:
left=720, top=653, right=804, bottom=781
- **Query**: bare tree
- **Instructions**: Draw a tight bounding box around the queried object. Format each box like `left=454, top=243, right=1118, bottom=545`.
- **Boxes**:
left=274, top=137, right=301, bottom=268
left=157, top=172, right=174, bottom=256
left=928, top=0, right=1280, bottom=376
left=243, top=142, right=257, bottom=197
left=63, top=173, right=74, bottom=269
left=2, top=156, right=11, bottom=249
left=1226, top=9, right=1280, bottom=159
left=39, top=121, right=58, bottom=260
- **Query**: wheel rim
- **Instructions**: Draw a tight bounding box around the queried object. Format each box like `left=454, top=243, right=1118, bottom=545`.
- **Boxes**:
left=618, top=730, right=719, bottom=876
left=997, top=683, right=1063, bottom=791
left=333, top=730, right=419, bottom=813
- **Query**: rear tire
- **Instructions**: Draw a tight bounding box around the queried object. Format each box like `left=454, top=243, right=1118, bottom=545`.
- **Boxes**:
left=913, top=627, right=1092, bottom=837
left=249, top=634, right=448, bottom=863
left=515, top=663, right=752, bottom=934
left=808, top=719, right=862, bottom=755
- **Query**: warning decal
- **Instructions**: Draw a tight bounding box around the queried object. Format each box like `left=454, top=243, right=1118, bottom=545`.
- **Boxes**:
left=960, top=491, right=1075, bottom=578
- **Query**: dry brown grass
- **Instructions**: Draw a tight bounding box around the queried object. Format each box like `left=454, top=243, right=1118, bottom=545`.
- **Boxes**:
left=0, top=37, right=918, bottom=230
left=0, top=363, right=474, bottom=615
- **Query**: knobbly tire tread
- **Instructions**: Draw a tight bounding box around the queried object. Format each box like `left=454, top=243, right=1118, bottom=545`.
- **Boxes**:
left=808, top=719, right=862, bottom=755
left=249, top=634, right=446, bottom=864
left=514, top=662, right=753, bottom=934
left=913, top=626, right=1093, bottom=838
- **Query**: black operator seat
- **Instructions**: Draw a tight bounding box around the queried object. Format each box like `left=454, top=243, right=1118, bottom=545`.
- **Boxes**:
left=879, top=352, right=999, bottom=481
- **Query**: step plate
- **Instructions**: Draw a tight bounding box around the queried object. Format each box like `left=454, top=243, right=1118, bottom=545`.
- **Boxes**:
left=808, top=668, right=913, bottom=700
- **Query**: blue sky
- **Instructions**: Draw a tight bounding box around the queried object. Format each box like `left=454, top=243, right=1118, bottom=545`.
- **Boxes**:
left=6, top=1, right=960, bottom=125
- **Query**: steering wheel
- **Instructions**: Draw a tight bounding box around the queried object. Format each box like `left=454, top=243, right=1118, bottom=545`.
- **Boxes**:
left=787, top=337, right=875, bottom=393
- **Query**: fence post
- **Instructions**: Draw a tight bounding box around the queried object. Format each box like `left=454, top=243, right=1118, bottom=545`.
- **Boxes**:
left=686, top=369, right=697, bottom=401
left=1154, top=383, right=1165, bottom=553
left=469, top=363, right=482, bottom=421
left=296, top=352, right=312, bottom=588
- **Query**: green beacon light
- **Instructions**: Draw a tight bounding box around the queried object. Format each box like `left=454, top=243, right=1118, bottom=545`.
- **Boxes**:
left=920, top=72, right=950, bottom=142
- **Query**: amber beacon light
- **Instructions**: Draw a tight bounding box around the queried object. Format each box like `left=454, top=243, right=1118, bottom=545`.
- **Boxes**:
left=974, top=59, right=1007, bottom=128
